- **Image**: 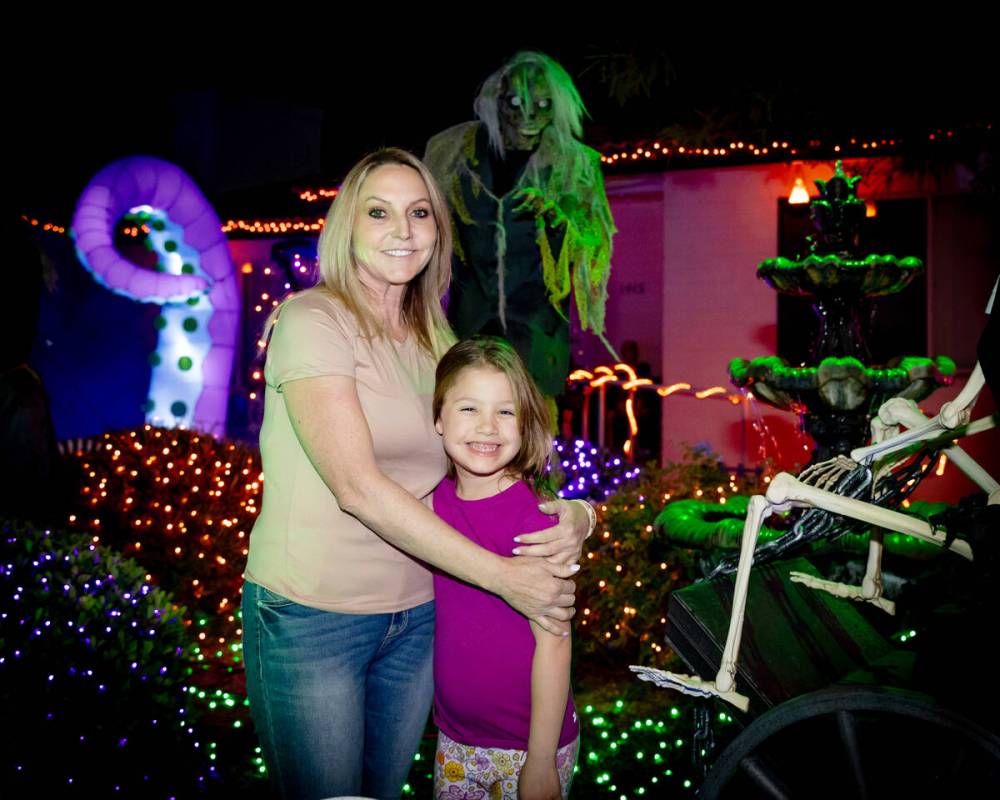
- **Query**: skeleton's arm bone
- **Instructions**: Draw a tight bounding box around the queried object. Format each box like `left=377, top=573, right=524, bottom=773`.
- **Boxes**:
left=852, top=363, right=988, bottom=465
left=851, top=399, right=998, bottom=493
left=852, top=418, right=945, bottom=464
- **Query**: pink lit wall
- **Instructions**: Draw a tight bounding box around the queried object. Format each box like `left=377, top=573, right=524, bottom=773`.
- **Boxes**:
left=576, top=174, right=665, bottom=373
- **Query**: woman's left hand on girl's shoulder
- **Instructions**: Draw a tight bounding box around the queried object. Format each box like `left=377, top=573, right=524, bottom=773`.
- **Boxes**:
left=512, top=498, right=591, bottom=564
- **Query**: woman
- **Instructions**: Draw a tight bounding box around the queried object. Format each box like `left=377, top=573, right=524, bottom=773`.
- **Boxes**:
left=241, top=148, right=593, bottom=800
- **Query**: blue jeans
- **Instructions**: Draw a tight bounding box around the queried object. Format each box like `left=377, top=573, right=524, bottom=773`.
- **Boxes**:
left=241, top=580, right=434, bottom=800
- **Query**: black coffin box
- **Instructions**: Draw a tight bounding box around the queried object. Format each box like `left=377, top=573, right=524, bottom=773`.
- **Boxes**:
left=665, top=557, right=895, bottom=715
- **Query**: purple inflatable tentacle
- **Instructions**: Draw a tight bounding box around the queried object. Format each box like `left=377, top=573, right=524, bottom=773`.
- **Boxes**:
left=149, top=168, right=184, bottom=211
left=72, top=155, right=239, bottom=434
left=183, top=213, right=225, bottom=252
left=201, top=241, right=240, bottom=286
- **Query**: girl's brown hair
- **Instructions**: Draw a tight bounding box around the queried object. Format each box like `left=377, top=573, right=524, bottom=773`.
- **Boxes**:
left=433, top=336, right=554, bottom=495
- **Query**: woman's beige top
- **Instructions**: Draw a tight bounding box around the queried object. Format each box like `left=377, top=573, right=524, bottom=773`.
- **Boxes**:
left=244, top=289, right=447, bottom=613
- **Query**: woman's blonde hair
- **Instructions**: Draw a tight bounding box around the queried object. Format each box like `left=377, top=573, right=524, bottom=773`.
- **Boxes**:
left=433, top=336, right=554, bottom=495
left=268, top=148, right=454, bottom=358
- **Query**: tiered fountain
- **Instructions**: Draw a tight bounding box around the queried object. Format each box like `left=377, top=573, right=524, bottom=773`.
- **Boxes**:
left=729, top=162, right=954, bottom=462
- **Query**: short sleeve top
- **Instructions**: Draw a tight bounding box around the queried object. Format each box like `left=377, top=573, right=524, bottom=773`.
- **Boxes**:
left=431, top=477, right=578, bottom=749
left=244, top=289, right=447, bottom=612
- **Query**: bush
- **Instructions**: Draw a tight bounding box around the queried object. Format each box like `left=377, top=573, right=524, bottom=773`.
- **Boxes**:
left=0, top=520, right=214, bottom=796
left=63, top=425, right=259, bottom=677
left=576, top=445, right=765, bottom=669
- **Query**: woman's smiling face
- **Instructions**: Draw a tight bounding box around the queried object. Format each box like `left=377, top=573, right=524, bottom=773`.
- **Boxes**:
left=352, top=164, right=437, bottom=294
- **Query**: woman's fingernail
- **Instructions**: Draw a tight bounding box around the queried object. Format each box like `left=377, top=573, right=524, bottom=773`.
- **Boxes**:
left=512, top=547, right=522, bottom=555
left=570, top=564, right=581, bottom=573
left=513, top=536, right=522, bottom=543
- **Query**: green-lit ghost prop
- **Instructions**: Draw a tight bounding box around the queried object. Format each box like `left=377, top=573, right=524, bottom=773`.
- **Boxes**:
left=425, top=51, right=615, bottom=396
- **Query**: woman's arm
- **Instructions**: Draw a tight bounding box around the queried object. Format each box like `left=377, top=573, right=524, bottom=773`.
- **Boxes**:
left=282, top=374, right=577, bottom=631
left=519, top=620, right=572, bottom=800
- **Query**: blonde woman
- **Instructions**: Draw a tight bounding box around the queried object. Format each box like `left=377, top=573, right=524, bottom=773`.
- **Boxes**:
left=241, top=148, right=592, bottom=800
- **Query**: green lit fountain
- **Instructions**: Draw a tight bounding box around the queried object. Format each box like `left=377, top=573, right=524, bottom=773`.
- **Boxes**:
left=729, top=161, right=955, bottom=462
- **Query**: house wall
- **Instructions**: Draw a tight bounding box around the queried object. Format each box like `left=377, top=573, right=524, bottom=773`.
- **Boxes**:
left=596, top=158, right=997, bottom=501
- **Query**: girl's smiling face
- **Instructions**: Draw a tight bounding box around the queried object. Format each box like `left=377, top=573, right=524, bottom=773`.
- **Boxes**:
left=435, top=366, right=523, bottom=495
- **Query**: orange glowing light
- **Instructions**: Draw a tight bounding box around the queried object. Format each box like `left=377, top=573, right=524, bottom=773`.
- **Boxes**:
left=625, top=397, right=638, bottom=436
left=614, top=363, right=638, bottom=382
left=657, top=383, right=691, bottom=397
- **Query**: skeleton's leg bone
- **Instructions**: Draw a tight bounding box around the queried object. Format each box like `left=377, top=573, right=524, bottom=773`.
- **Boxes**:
left=861, top=530, right=890, bottom=607
left=767, top=473, right=974, bottom=561
left=788, top=571, right=897, bottom=614
left=880, top=398, right=994, bottom=439
left=940, top=442, right=1000, bottom=494
left=715, top=494, right=773, bottom=695
left=789, top=530, right=896, bottom=615
left=633, top=493, right=772, bottom=711
left=940, top=362, right=986, bottom=429
left=628, top=666, right=750, bottom=712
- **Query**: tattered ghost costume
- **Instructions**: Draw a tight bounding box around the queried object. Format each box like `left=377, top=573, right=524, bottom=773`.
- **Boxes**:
left=425, top=121, right=614, bottom=396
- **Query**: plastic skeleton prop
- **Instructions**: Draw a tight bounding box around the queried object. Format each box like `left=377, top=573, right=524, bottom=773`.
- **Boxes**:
left=631, top=363, right=998, bottom=712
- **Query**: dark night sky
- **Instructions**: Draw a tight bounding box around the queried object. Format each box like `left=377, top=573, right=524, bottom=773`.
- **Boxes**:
left=11, top=25, right=998, bottom=222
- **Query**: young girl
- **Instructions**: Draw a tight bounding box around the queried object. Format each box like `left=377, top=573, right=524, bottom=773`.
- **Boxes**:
left=431, top=336, right=579, bottom=800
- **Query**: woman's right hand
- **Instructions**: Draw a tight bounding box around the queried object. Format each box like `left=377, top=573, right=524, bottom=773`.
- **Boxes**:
left=498, top=556, right=578, bottom=635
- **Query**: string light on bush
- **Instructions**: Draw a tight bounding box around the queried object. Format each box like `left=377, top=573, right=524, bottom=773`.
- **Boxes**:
left=0, top=521, right=216, bottom=794
left=64, top=426, right=261, bottom=675
left=552, top=438, right=641, bottom=500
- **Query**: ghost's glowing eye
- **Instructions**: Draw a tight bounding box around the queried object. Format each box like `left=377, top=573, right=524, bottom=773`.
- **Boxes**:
left=507, top=94, right=523, bottom=108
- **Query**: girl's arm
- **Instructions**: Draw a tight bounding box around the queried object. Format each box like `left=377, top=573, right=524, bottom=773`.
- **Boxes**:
left=282, top=374, right=577, bottom=633
left=519, top=619, right=573, bottom=800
